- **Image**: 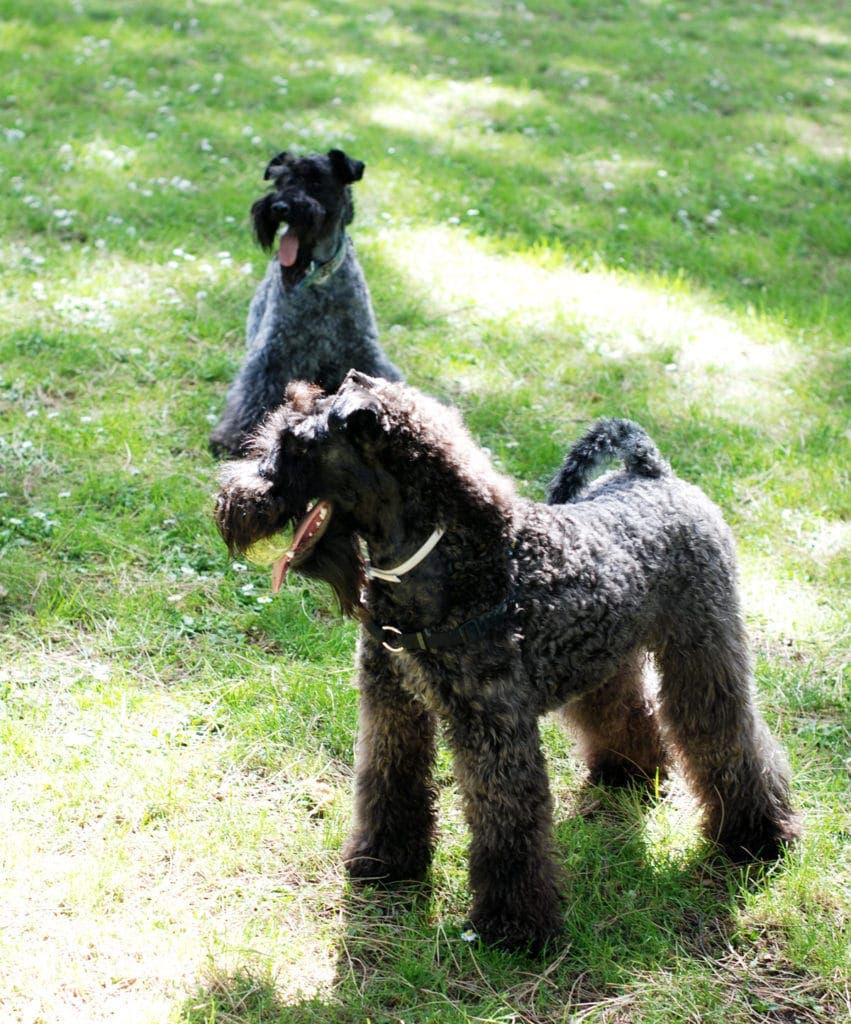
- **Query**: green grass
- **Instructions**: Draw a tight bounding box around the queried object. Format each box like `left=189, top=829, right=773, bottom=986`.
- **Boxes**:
left=1, top=0, right=848, bottom=1021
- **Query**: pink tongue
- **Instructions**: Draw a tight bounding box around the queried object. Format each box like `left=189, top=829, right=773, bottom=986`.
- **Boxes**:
left=270, top=552, right=293, bottom=594
left=277, top=228, right=299, bottom=267
left=268, top=500, right=332, bottom=594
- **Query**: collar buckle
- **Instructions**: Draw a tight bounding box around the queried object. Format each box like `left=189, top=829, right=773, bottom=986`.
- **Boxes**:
left=363, top=597, right=512, bottom=656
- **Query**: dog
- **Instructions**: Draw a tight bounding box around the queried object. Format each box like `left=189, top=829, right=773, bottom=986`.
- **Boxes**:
left=208, top=149, right=402, bottom=458
left=214, top=371, right=799, bottom=952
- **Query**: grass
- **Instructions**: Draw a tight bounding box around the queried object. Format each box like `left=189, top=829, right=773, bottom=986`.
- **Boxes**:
left=0, top=0, right=848, bottom=1020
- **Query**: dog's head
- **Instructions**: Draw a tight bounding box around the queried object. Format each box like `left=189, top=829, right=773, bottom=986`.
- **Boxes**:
left=214, top=372, right=397, bottom=615
left=250, top=148, right=364, bottom=288
left=214, top=371, right=516, bottom=616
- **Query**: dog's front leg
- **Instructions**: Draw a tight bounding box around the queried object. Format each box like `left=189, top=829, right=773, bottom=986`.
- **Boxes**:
left=447, top=706, right=564, bottom=953
left=342, top=640, right=438, bottom=884
left=209, top=344, right=290, bottom=457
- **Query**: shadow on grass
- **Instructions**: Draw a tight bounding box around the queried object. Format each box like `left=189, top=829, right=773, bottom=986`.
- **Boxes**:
left=180, top=786, right=794, bottom=1023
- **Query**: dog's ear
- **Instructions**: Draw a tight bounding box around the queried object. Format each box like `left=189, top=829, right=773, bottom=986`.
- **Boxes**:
left=264, top=151, right=290, bottom=181
left=284, top=380, right=324, bottom=413
left=327, top=382, right=386, bottom=443
left=328, top=148, right=364, bottom=185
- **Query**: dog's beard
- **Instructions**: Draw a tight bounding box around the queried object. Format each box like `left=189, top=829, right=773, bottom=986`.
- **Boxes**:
left=296, top=527, right=364, bottom=617
left=250, top=193, right=327, bottom=286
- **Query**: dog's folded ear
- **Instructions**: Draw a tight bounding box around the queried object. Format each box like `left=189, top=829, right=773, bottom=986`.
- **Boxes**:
left=264, top=151, right=290, bottom=180
left=284, top=380, right=324, bottom=413
left=328, top=381, right=386, bottom=441
left=328, top=148, right=365, bottom=185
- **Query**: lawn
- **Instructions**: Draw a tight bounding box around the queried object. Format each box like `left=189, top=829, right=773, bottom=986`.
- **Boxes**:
left=0, top=1, right=848, bottom=1021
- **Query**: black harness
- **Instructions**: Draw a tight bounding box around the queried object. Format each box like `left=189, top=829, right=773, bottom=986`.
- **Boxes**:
left=361, top=597, right=512, bottom=654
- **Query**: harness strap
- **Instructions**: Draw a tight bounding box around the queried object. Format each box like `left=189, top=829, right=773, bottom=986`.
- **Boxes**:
left=361, top=598, right=512, bottom=654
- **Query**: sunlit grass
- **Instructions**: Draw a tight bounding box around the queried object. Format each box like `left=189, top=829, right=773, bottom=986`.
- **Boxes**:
left=1, top=0, right=848, bottom=1021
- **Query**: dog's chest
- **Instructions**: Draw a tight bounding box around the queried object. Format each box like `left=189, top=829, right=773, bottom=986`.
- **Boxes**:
left=391, top=645, right=522, bottom=721
left=395, top=655, right=450, bottom=714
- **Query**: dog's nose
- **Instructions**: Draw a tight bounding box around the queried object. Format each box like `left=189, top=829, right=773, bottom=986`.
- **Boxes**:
left=271, top=199, right=290, bottom=218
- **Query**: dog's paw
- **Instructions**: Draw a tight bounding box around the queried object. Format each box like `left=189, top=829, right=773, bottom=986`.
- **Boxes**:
left=717, top=813, right=802, bottom=864
left=469, top=903, right=563, bottom=956
left=342, top=832, right=431, bottom=885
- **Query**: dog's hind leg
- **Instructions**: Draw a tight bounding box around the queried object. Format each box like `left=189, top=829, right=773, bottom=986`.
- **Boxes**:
left=654, top=615, right=800, bottom=862
left=446, top=705, right=564, bottom=952
left=342, top=641, right=438, bottom=884
left=561, top=650, right=669, bottom=790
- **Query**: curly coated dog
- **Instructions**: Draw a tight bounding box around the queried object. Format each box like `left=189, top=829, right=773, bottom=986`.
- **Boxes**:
left=209, top=148, right=402, bottom=458
left=214, top=371, right=799, bottom=952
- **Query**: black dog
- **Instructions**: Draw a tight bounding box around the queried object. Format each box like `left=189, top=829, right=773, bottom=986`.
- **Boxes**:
left=215, top=372, right=799, bottom=953
left=209, top=149, right=402, bottom=458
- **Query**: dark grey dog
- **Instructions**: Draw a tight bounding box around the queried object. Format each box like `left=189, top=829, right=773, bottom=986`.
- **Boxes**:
left=208, top=149, right=402, bottom=457
left=214, top=372, right=799, bottom=952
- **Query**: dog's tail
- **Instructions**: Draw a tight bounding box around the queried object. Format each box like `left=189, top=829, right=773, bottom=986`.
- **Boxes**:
left=547, top=418, right=669, bottom=504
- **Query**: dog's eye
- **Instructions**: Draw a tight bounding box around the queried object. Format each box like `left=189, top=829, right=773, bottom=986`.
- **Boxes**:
left=257, top=452, right=279, bottom=480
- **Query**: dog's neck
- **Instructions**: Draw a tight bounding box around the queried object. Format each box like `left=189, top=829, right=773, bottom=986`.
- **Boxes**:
left=296, top=232, right=347, bottom=290
left=357, top=521, right=516, bottom=654
left=356, top=514, right=454, bottom=631
left=361, top=527, right=446, bottom=584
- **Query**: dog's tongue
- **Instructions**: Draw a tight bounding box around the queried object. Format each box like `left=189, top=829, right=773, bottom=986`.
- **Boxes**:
left=270, top=500, right=332, bottom=593
left=270, top=550, right=294, bottom=594
left=277, top=225, right=299, bottom=268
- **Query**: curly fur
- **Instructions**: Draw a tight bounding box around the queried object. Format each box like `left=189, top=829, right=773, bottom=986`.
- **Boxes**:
left=214, top=371, right=800, bottom=952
